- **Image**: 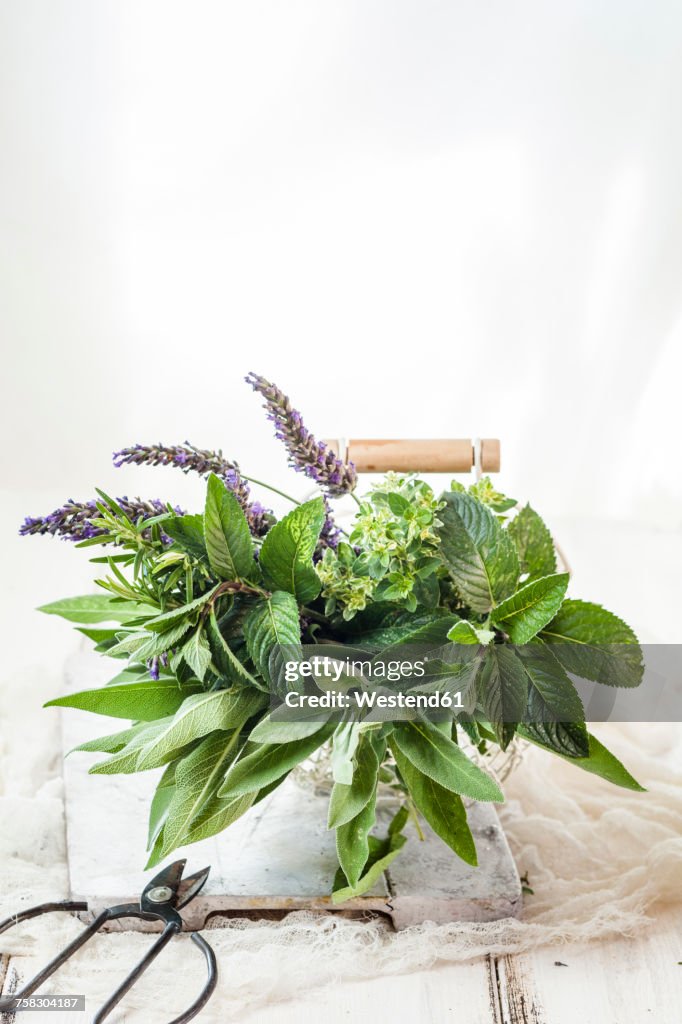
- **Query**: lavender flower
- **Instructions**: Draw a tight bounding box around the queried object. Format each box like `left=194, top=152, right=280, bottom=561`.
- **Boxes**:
left=112, top=441, right=271, bottom=537
left=245, top=373, right=357, bottom=497
left=19, top=497, right=180, bottom=543
left=316, top=497, right=342, bottom=558
left=113, top=442, right=251, bottom=505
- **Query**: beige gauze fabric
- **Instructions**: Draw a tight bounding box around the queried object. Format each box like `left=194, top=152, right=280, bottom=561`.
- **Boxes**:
left=1, top=666, right=681, bottom=1021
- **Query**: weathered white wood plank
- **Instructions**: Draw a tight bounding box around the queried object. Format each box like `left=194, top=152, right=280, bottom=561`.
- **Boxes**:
left=62, top=651, right=522, bottom=931
left=524, top=908, right=682, bottom=1024
left=238, top=960, right=496, bottom=1024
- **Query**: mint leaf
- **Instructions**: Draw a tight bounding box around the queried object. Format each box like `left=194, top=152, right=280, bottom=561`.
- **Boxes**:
left=540, top=600, right=643, bottom=688
left=477, top=646, right=529, bottom=750
left=243, top=591, right=301, bottom=690
left=38, top=594, right=150, bottom=624
left=508, top=504, right=557, bottom=579
left=391, top=744, right=477, bottom=864
left=390, top=721, right=503, bottom=802
left=45, top=678, right=202, bottom=721
left=163, top=514, right=207, bottom=561
left=203, top=474, right=255, bottom=580
left=181, top=627, right=212, bottom=682
left=517, top=645, right=588, bottom=757
left=519, top=728, right=645, bottom=791
left=491, top=573, right=569, bottom=643
left=259, top=498, right=326, bottom=604
left=436, top=491, right=519, bottom=612
left=218, top=725, right=334, bottom=798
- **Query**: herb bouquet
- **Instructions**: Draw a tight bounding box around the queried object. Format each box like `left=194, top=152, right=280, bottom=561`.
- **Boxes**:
left=22, top=374, right=643, bottom=902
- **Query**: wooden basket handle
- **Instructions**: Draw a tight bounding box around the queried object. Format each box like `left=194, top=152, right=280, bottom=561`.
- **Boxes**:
left=322, top=438, right=500, bottom=474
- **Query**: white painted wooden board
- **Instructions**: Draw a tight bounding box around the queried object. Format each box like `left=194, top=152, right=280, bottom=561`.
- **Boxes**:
left=61, top=652, right=521, bottom=931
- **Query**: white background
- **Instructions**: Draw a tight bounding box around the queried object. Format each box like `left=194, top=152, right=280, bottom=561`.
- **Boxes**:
left=1, top=1, right=681, bottom=658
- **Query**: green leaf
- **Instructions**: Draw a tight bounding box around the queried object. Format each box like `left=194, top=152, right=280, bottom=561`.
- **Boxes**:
left=507, top=504, right=557, bottom=580
left=516, top=645, right=588, bottom=757
left=151, top=730, right=252, bottom=862
left=45, top=678, right=202, bottom=721
left=518, top=728, right=645, bottom=791
left=332, top=832, right=407, bottom=903
left=163, top=514, right=207, bottom=560
left=391, top=745, right=477, bottom=865
left=218, top=725, right=334, bottom=798
left=147, top=761, right=178, bottom=850
left=144, top=587, right=220, bottom=633
left=477, top=646, right=529, bottom=750
left=181, top=628, right=212, bottom=682
left=243, top=591, right=301, bottom=690
left=249, top=707, right=330, bottom=744
left=447, top=620, right=495, bottom=645
left=203, top=474, right=256, bottom=580
left=436, top=491, right=519, bottom=612
left=206, top=607, right=264, bottom=690
left=38, top=594, right=151, bottom=624
left=88, top=719, right=174, bottom=774
left=259, top=498, right=326, bottom=604
left=136, top=688, right=265, bottom=770
left=330, top=721, right=362, bottom=785
left=540, top=600, right=642, bottom=688
left=336, top=786, right=378, bottom=887
left=390, top=721, right=503, bottom=802
left=491, top=573, right=569, bottom=643
left=70, top=723, right=148, bottom=755
left=328, top=735, right=383, bottom=828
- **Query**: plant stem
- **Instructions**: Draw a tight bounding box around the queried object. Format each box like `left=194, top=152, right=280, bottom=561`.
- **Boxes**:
left=242, top=476, right=302, bottom=505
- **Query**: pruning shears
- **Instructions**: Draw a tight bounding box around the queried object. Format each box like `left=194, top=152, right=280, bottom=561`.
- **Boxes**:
left=0, top=859, right=217, bottom=1023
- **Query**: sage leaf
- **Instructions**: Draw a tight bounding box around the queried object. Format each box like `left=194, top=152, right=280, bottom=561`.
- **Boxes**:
left=390, top=721, right=503, bottom=802
left=436, top=492, right=519, bottom=612
left=335, top=786, right=377, bottom=887
left=136, top=688, right=265, bottom=770
left=491, top=573, right=569, bottom=643
left=447, top=620, right=495, bottom=645
left=218, top=724, right=334, bottom=798
left=332, top=832, right=407, bottom=903
left=38, top=594, right=152, bottom=624
left=147, top=760, right=178, bottom=850
left=391, top=744, right=477, bottom=864
left=144, top=586, right=220, bottom=633
left=206, top=607, right=264, bottom=690
left=45, top=678, right=202, bottom=721
left=204, top=473, right=256, bottom=581
left=328, top=735, right=384, bottom=828
left=259, top=498, right=326, bottom=604
left=153, top=730, right=251, bottom=860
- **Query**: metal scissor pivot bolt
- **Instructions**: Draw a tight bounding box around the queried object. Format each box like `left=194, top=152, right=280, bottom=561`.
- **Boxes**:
left=148, top=886, right=174, bottom=903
